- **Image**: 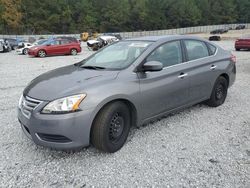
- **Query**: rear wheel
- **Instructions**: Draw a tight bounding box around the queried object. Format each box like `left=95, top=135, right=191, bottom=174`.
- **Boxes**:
left=38, top=50, right=46, bottom=57
left=206, top=76, right=228, bottom=107
left=23, top=48, right=28, bottom=55
left=91, top=102, right=131, bottom=153
left=70, top=48, right=77, bottom=55
left=236, top=48, right=240, bottom=51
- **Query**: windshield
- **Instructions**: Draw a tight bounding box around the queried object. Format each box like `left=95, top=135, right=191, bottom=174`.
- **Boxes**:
left=42, top=39, right=55, bottom=45
left=37, top=39, right=47, bottom=45
left=81, top=41, right=152, bottom=70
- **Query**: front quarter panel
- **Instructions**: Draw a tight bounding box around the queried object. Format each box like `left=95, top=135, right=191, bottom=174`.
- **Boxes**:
left=79, top=69, right=141, bottom=125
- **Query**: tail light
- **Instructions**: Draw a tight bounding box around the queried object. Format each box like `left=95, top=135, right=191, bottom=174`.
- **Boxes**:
left=231, top=54, right=236, bottom=63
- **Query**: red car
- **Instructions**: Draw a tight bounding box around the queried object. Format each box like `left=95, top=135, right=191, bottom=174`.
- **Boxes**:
left=235, top=35, right=250, bottom=51
left=28, top=39, right=81, bottom=57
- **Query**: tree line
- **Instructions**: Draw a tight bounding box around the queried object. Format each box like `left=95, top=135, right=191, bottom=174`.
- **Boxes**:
left=0, top=0, right=249, bottom=34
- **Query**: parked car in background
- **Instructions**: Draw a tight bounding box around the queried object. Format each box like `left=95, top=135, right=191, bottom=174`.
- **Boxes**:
left=0, top=39, right=11, bottom=52
left=28, top=38, right=81, bottom=57
left=235, top=35, right=250, bottom=51
left=18, top=35, right=236, bottom=153
left=4, top=38, right=18, bottom=50
left=103, top=33, right=122, bottom=40
left=235, top=25, right=246, bottom=30
left=16, top=42, right=33, bottom=55
left=209, top=35, right=221, bottom=41
left=0, top=40, right=4, bottom=52
left=87, top=35, right=119, bottom=51
left=210, top=28, right=228, bottom=34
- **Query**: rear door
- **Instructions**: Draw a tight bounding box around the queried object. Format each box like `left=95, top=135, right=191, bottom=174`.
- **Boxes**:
left=182, top=39, right=218, bottom=103
left=59, top=39, right=71, bottom=54
left=138, top=40, right=190, bottom=120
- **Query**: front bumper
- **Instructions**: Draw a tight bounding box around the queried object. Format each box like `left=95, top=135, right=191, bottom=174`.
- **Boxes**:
left=28, top=50, right=38, bottom=56
left=18, top=98, right=95, bottom=150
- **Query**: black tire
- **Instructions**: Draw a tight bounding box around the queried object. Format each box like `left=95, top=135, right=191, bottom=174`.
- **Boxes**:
left=70, top=48, right=77, bottom=55
left=206, top=76, right=228, bottom=107
left=23, top=48, right=28, bottom=55
left=91, top=101, right=131, bottom=153
left=236, top=48, right=240, bottom=51
left=38, top=50, right=46, bottom=57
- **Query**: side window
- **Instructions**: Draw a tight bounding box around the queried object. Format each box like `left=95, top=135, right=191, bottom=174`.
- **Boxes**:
left=60, top=40, right=70, bottom=45
left=184, top=40, right=209, bottom=61
left=207, top=43, right=217, bottom=55
left=51, top=40, right=60, bottom=45
left=146, top=41, right=182, bottom=67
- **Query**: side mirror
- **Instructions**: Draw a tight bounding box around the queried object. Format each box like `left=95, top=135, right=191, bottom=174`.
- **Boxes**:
left=141, top=61, right=163, bottom=72
left=46, top=44, right=51, bottom=46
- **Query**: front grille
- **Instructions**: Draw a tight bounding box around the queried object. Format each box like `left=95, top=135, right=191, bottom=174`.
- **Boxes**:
left=20, top=96, right=42, bottom=119
left=37, top=133, right=72, bottom=143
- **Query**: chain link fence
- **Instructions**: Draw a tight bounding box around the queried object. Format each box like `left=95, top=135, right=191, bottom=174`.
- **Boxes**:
left=1, top=23, right=249, bottom=40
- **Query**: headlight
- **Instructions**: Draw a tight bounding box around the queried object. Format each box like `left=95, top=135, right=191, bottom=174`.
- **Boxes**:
left=41, top=94, right=86, bottom=114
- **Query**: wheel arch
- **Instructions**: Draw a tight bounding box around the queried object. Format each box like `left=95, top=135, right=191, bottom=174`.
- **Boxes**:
left=37, top=49, right=47, bottom=56
left=70, top=48, right=78, bottom=53
left=220, top=73, right=229, bottom=86
left=89, top=98, right=138, bottom=141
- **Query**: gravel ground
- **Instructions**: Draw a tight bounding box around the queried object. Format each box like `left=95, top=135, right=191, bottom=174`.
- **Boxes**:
left=0, top=41, right=249, bottom=187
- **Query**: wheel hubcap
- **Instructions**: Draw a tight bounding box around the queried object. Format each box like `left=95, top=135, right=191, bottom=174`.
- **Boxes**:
left=39, top=51, right=45, bottom=57
left=109, top=113, right=124, bottom=142
left=215, top=84, right=224, bottom=100
left=72, top=50, right=77, bottom=55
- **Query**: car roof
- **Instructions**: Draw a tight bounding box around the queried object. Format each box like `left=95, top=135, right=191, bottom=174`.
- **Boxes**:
left=126, top=35, right=205, bottom=42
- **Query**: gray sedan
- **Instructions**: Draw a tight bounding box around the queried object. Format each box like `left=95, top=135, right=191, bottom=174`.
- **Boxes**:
left=18, top=35, right=236, bottom=153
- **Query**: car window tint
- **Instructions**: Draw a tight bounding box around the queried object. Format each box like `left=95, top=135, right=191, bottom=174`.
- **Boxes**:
left=184, top=40, right=209, bottom=61
left=208, top=43, right=217, bottom=55
left=60, top=40, right=70, bottom=45
left=146, top=41, right=182, bottom=67
left=51, top=40, right=60, bottom=45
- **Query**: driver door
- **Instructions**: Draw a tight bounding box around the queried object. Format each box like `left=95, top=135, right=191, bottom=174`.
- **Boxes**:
left=138, top=40, right=190, bottom=120
left=46, top=40, right=60, bottom=55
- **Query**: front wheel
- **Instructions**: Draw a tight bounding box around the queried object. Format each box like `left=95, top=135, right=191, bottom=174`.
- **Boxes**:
left=206, top=76, right=228, bottom=107
left=91, top=102, right=131, bottom=153
left=38, top=50, right=46, bottom=57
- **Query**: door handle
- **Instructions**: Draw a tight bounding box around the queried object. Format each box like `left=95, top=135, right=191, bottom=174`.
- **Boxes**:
left=178, top=73, right=188, bottom=79
left=210, top=65, right=217, bottom=70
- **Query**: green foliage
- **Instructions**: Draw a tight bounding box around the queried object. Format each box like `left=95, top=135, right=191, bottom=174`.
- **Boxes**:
left=0, top=0, right=249, bottom=34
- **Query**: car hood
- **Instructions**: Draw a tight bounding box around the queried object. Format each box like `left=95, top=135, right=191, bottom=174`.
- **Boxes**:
left=23, top=65, right=119, bottom=101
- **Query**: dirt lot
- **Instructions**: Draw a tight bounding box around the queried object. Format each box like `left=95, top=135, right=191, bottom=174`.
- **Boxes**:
left=0, top=41, right=249, bottom=187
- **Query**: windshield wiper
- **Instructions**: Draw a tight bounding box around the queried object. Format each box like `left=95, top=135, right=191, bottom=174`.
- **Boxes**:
left=80, top=65, right=106, bottom=70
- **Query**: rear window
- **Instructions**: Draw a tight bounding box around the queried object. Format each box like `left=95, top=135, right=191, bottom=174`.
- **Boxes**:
left=184, top=40, right=209, bottom=61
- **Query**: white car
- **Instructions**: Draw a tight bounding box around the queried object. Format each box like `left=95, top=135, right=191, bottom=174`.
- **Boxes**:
left=16, top=42, right=33, bottom=55
left=87, top=35, right=119, bottom=51
left=16, top=39, right=48, bottom=55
